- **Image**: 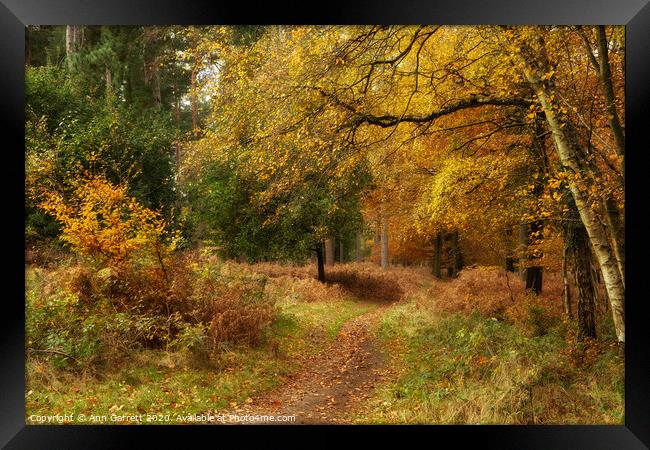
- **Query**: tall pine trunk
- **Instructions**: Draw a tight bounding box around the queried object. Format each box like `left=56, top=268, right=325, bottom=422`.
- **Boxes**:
left=191, top=64, right=199, bottom=132
left=65, top=26, right=76, bottom=70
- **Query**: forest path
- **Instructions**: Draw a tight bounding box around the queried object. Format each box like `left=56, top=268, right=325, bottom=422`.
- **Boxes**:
left=213, top=303, right=393, bottom=424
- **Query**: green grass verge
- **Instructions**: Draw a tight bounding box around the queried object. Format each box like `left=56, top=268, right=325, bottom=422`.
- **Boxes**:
left=358, top=299, right=624, bottom=424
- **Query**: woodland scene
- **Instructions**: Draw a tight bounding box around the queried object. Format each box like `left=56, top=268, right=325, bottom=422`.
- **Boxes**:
left=25, top=25, right=625, bottom=424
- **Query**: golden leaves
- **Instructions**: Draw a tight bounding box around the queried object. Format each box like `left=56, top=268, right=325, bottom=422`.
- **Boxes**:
left=38, top=174, right=179, bottom=267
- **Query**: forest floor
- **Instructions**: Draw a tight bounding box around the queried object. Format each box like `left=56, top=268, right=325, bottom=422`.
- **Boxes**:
left=213, top=303, right=392, bottom=424
left=25, top=260, right=624, bottom=425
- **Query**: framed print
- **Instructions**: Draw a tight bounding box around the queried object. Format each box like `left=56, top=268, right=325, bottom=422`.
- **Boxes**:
left=1, top=0, right=649, bottom=447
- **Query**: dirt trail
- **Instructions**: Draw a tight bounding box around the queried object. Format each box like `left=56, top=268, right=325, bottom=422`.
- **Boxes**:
left=213, top=306, right=390, bottom=424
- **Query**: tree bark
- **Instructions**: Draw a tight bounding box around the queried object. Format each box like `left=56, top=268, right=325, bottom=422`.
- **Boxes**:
left=525, top=221, right=543, bottom=295
left=562, top=243, right=572, bottom=318
left=450, top=230, right=463, bottom=277
left=518, top=223, right=529, bottom=282
left=596, top=26, right=625, bottom=176
left=174, top=81, right=182, bottom=166
left=504, top=226, right=516, bottom=272
left=325, top=237, right=335, bottom=267
left=191, top=64, right=199, bottom=132
left=315, top=245, right=326, bottom=282
left=355, top=230, right=362, bottom=262
left=517, top=38, right=625, bottom=343
left=339, top=236, right=344, bottom=263
left=105, top=65, right=113, bottom=102
left=151, top=67, right=162, bottom=108
left=380, top=215, right=389, bottom=270
left=603, top=197, right=625, bottom=287
left=65, top=26, right=76, bottom=69
left=571, top=224, right=598, bottom=340
left=433, top=232, right=442, bottom=278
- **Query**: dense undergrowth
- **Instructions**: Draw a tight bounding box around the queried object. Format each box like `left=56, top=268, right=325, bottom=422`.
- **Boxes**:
left=26, top=253, right=623, bottom=424
left=359, top=267, right=624, bottom=424
left=25, top=250, right=374, bottom=423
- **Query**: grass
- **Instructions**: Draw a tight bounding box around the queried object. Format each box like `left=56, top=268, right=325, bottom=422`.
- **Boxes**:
left=26, top=348, right=287, bottom=424
left=279, top=297, right=375, bottom=340
left=25, top=260, right=376, bottom=424
left=358, top=295, right=624, bottom=424
left=26, top=259, right=624, bottom=425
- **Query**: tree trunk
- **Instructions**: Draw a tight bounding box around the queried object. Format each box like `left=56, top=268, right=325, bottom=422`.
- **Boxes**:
left=517, top=40, right=625, bottom=343
left=191, top=64, right=199, bottom=132
left=433, top=232, right=442, bottom=278
left=325, top=237, right=335, bottom=267
left=174, top=82, right=182, bottom=166
left=65, top=26, right=76, bottom=69
left=380, top=215, right=389, bottom=270
left=562, top=243, right=572, bottom=318
left=518, top=223, right=529, bottom=282
left=597, top=26, right=625, bottom=175
left=571, top=224, right=598, bottom=340
left=450, top=230, right=463, bottom=277
left=504, top=226, right=516, bottom=272
left=151, top=67, right=162, bottom=108
left=525, top=266, right=543, bottom=295
left=316, top=246, right=326, bottom=282
left=526, top=221, right=543, bottom=294
left=537, top=91, right=623, bottom=341
left=339, top=237, right=344, bottom=263
left=355, top=230, right=362, bottom=262
left=603, top=197, right=625, bottom=287
left=105, top=65, right=113, bottom=102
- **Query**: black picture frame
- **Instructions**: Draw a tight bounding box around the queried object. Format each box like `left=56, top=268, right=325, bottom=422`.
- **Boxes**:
left=2, top=1, right=648, bottom=448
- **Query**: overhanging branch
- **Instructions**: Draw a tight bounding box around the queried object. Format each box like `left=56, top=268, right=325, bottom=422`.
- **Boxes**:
left=309, top=86, right=534, bottom=129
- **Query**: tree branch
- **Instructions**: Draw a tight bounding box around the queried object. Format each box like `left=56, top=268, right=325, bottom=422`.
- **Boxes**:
left=310, top=87, right=534, bottom=128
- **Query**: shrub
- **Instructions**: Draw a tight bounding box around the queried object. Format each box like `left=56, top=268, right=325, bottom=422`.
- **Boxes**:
left=36, top=175, right=180, bottom=270
left=431, top=266, right=563, bottom=324
left=190, top=264, right=276, bottom=349
left=26, top=283, right=137, bottom=371
left=25, top=250, right=279, bottom=373
left=170, top=323, right=212, bottom=368
left=506, top=292, right=561, bottom=337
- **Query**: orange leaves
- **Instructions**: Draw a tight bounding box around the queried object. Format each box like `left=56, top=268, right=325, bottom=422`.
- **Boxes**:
left=38, top=174, right=179, bottom=267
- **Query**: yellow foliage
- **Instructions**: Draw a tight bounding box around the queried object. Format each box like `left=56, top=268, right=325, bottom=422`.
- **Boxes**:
left=37, top=175, right=180, bottom=267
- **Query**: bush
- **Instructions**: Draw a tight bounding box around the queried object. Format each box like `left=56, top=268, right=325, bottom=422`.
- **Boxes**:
left=170, top=323, right=212, bottom=368
left=26, top=282, right=137, bottom=371
left=36, top=175, right=180, bottom=269
left=506, top=292, right=561, bottom=337
left=25, top=250, right=279, bottom=373
left=431, top=266, right=563, bottom=324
